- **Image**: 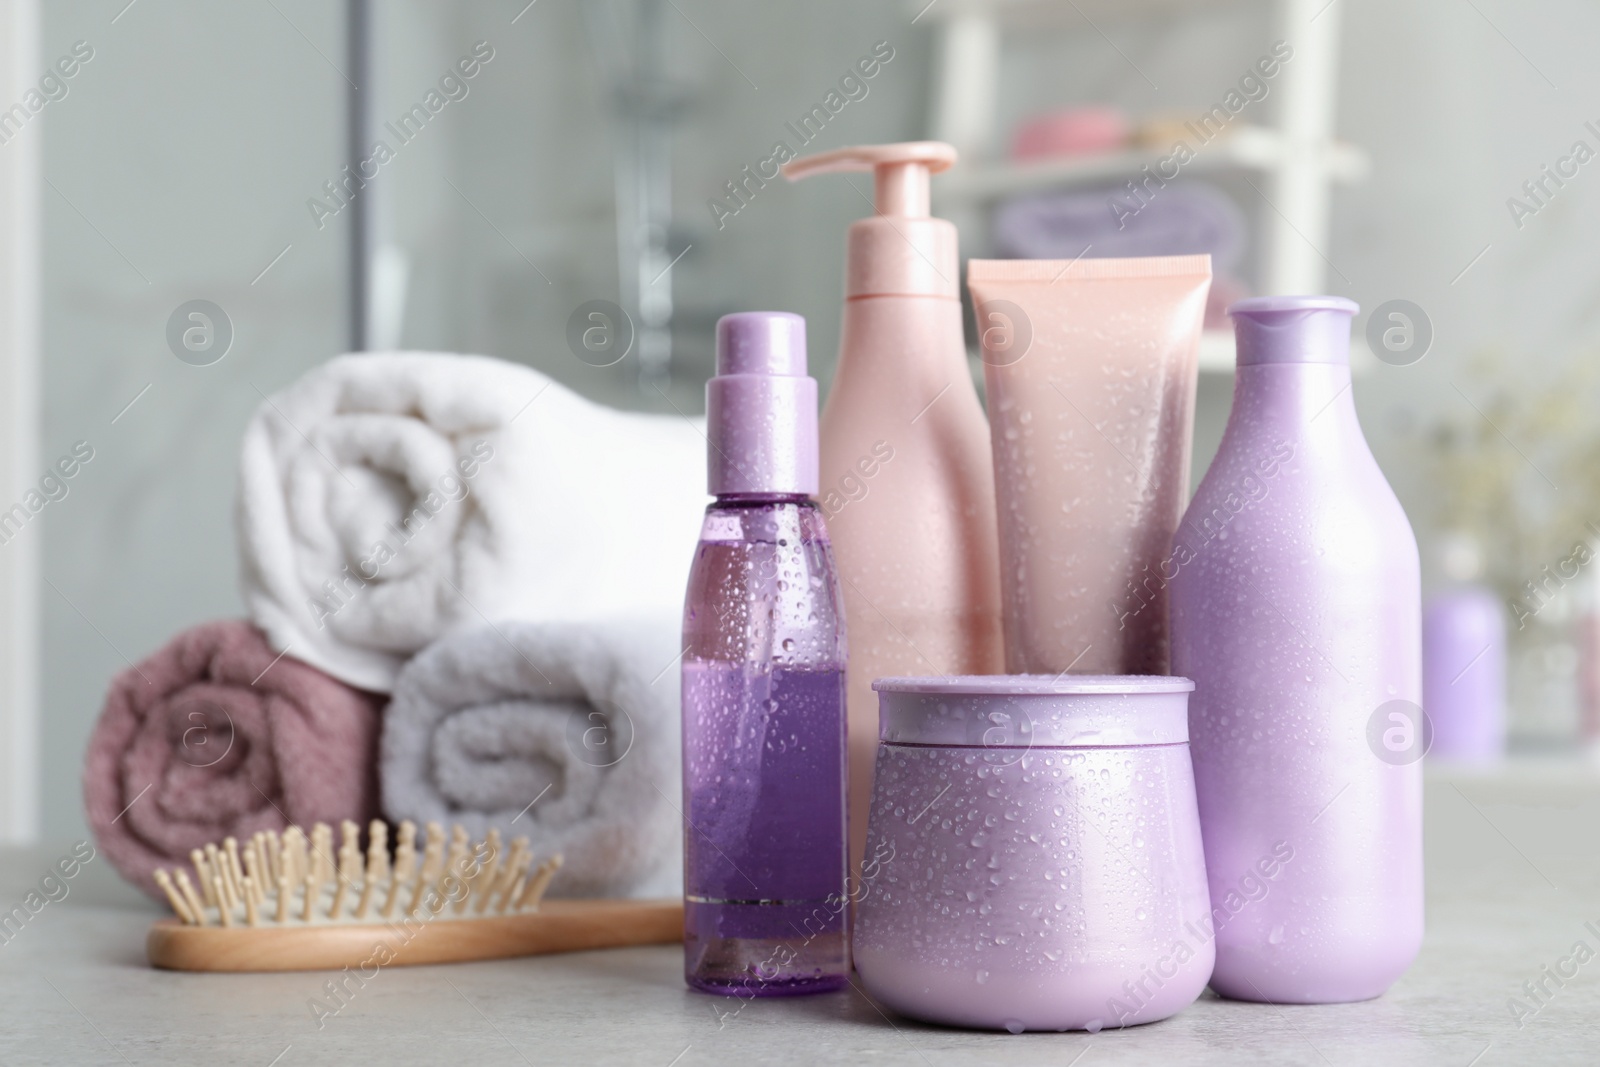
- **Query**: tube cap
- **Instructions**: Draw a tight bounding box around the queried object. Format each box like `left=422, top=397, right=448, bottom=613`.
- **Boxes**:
left=705, top=312, right=819, bottom=496
left=1229, top=295, right=1358, bottom=366
left=782, top=141, right=959, bottom=299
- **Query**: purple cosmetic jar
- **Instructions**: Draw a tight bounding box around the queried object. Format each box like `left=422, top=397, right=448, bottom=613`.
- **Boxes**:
left=853, top=676, right=1213, bottom=1033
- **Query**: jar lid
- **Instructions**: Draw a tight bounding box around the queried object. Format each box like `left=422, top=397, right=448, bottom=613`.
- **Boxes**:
left=872, top=674, right=1193, bottom=748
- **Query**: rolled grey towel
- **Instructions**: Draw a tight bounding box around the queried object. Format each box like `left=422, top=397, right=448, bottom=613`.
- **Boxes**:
left=380, top=618, right=683, bottom=898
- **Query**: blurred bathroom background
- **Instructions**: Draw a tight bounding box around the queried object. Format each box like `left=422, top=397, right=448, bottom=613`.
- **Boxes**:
left=9, top=0, right=1600, bottom=841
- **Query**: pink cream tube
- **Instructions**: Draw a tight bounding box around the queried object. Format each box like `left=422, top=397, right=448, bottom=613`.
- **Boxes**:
left=968, top=255, right=1211, bottom=675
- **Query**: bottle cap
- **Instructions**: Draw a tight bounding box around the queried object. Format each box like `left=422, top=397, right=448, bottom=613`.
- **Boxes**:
left=782, top=141, right=959, bottom=299
left=1229, top=295, right=1358, bottom=366
left=705, top=312, right=818, bottom=496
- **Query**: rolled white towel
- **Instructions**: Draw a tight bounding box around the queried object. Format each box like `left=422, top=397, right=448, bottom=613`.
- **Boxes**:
left=380, top=618, right=683, bottom=898
left=237, top=352, right=706, bottom=692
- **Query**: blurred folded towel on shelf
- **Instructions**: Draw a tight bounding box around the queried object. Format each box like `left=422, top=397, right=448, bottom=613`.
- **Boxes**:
left=237, top=352, right=706, bottom=693
left=992, top=180, right=1251, bottom=330
left=82, top=619, right=384, bottom=900
left=380, top=618, right=683, bottom=899
left=992, top=179, right=1247, bottom=265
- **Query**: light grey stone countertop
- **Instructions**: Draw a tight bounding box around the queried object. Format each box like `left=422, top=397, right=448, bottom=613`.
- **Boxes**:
left=2, top=763, right=1597, bottom=1066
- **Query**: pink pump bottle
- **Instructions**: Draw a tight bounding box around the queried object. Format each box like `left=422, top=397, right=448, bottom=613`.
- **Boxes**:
left=782, top=142, right=1004, bottom=875
left=1169, top=297, right=1423, bottom=1003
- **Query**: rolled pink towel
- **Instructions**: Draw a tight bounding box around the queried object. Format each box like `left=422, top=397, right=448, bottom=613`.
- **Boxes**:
left=83, top=619, right=383, bottom=899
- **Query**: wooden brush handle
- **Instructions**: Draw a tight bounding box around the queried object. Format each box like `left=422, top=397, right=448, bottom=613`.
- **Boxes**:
left=148, top=899, right=683, bottom=973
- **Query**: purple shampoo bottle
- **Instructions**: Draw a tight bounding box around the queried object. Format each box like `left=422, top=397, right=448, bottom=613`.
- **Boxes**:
left=681, top=312, right=849, bottom=995
left=1170, top=297, right=1422, bottom=1003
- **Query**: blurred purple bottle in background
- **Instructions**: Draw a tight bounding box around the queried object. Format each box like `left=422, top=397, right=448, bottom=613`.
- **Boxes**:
left=1423, top=533, right=1506, bottom=763
left=681, top=312, right=849, bottom=995
left=1170, top=297, right=1423, bottom=1004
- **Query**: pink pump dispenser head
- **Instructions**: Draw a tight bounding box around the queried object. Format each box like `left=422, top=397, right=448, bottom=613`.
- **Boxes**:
left=782, top=142, right=959, bottom=300
left=705, top=311, right=819, bottom=497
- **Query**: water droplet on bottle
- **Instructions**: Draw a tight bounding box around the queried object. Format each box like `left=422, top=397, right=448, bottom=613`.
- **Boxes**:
left=975, top=969, right=990, bottom=985
left=1004, top=1019, right=1024, bottom=1034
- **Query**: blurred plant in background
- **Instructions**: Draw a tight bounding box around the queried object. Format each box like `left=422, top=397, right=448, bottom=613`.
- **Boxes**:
left=1421, top=350, right=1600, bottom=744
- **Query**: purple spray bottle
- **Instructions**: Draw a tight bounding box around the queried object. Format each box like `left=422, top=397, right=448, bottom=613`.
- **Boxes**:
left=1170, top=296, right=1422, bottom=1003
left=680, top=311, right=850, bottom=995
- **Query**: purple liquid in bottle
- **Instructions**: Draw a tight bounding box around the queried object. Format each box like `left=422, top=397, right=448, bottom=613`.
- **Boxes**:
left=681, top=312, right=849, bottom=995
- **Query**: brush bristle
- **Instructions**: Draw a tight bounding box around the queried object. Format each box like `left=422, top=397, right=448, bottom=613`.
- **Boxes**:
left=151, top=819, right=563, bottom=928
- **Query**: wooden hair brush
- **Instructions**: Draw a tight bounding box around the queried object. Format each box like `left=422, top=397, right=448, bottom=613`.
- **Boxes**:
left=146, top=818, right=682, bottom=972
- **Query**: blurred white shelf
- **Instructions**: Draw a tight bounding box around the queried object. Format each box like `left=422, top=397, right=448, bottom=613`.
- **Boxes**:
left=929, top=0, right=1362, bottom=300
left=937, top=126, right=1369, bottom=205
left=916, top=0, right=1253, bottom=28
